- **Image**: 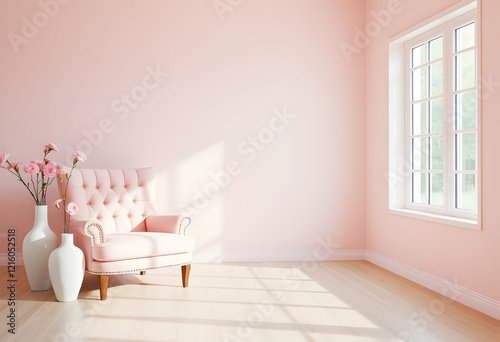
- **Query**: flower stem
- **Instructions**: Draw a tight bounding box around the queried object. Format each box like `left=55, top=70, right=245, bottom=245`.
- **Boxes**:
left=1, top=165, right=38, bottom=203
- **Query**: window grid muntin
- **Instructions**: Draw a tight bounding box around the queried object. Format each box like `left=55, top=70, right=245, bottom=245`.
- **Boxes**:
left=452, top=19, right=477, bottom=212
left=405, top=11, right=478, bottom=219
left=409, top=33, right=445, bottom=208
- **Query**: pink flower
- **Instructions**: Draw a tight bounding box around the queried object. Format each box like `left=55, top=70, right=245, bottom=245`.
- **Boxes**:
left=0, top=153, right=9, bottom=165
left=31, top=160, right=44, bottom=169
left=56, top=166, right=67, bottom=175
left=45, top=142, right=58, bottom=153
left=52, top=199, right=62, bottom=209
left=24, top=162, right=40, bottom=175
left=7, top=161, right=22, bottom=171
left=66, top=202, right=78, bottom=216
left=72, top=151, right=87, bottom=163
left=42, top=161, right=58, bottom=177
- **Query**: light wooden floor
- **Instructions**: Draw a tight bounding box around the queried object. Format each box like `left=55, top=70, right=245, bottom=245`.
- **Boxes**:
left=1, top=261, right=498, bottom=342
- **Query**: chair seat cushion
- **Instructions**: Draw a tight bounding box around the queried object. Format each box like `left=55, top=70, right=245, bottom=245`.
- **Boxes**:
left=92, top=232, right=195, bottom=262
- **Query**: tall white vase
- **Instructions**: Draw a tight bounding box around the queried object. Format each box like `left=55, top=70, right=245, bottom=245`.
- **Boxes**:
left=22, top=205, right=57, bottom=291
left=49, top=234, right=85, bottom=302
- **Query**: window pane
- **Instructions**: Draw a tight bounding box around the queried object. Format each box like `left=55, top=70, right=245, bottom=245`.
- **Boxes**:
left=412, top=67, right=426, bottom=101
left=456, top=174, right=476, bottom=210
left=456, top=132, right=476, bottom=171
left=456, top=90, right=476, bottom=130
left=412, top=44, right=426, bottom=68
left=431, top=136, right=444, bottom=170
left=455, top=50, right=475, bottom=91
left=413, top=137, right=428, bottom=170
left=412, top=172, right=428, bottom=204
left=412, top=102, right=427, bottom=135
left=431, top=173, right=444, bottom=206
left=430, top=61, right=443, bottom=97
left=429, top=36, right=443, bottom=61
left=430, top=98, right=443, bottom=133
left=455, top=22, right=475, bottom=52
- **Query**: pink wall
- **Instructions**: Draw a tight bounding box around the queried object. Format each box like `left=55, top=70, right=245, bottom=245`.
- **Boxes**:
left=2, top=0, right=497, bottom=309
left=366, top=0, right=500, bottom=301
left=0, top=0, right=366, bottom=260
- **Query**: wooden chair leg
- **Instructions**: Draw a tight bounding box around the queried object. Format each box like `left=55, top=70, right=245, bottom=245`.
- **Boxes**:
left=181, top=264, right=191, bottom=288
left=140, top=271, right=146, bottom=275
left=98, top=275, right=109, bottom=300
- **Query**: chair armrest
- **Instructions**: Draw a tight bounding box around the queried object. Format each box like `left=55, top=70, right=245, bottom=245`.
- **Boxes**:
left=178, top=217, right=192, bottom=236
left=68, top=219, right=106, bottom=270
left=84, top=220, right=107, bottom=245
left=145, top=215, right=192, bottom=235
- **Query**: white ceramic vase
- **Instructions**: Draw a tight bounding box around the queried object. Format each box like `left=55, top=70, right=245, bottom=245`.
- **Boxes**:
left=48, top=234, right=85, bottom=302
left=22, top=205, right=57, bottom=291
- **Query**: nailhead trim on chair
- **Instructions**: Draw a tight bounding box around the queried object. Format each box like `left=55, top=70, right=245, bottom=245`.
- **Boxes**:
left=87, top=262, right=192, bottom=275
left=85, top=222, right=104, bottom=245
left=178, top=217, right=191, bottom=236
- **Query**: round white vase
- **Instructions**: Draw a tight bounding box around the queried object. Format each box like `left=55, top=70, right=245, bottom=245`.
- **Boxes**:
left=49, top=234, right=85, bottom=302
left=22, top=205, right=57, bottom=291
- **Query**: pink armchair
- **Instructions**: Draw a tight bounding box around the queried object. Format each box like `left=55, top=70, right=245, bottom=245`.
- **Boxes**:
left=64, top=167, right=194, bottom=300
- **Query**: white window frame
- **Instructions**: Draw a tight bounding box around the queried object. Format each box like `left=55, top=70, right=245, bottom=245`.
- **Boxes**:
left=388, top=0, right=481, bottom=230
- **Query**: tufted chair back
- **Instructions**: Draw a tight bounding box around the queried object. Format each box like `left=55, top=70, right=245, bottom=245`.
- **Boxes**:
left=66, top=168, right=158, bottom=235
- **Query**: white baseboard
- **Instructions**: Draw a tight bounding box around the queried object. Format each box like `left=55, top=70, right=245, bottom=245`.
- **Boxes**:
left=192, top=249, right=366, bottom=263
left=0, top=249, right=367, bottom=266
left=366, top=250, right=500, bottom=320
